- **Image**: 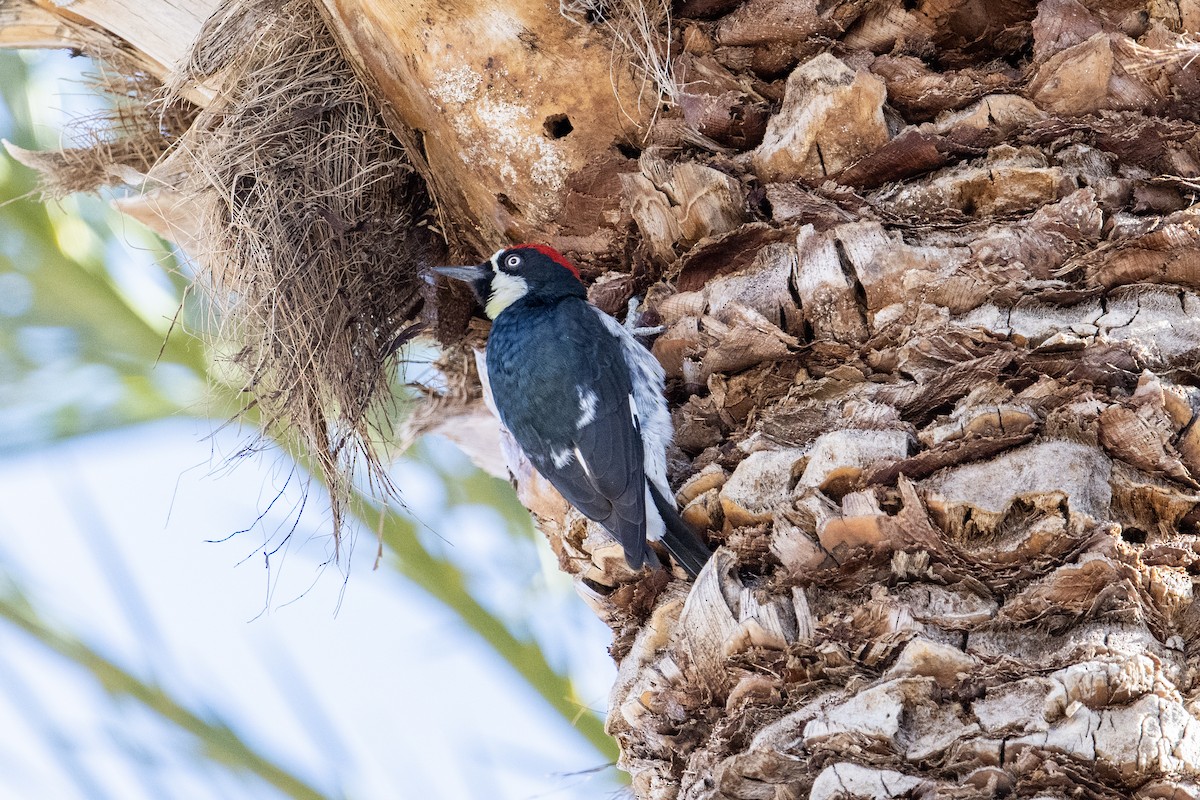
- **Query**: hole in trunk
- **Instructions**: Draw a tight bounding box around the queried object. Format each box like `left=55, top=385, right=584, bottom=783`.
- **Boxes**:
left=1121, top=526, right=1147, bottom=544
left=496, top=193, right=520, bottom=214
left=543, top=114, right=573, bottom=139
left=615, top=141, right=642, bottom=159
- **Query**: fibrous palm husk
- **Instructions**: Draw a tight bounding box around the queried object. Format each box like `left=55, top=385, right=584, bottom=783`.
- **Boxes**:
left=4, top=36, right=196, bottom=196
left=156, top=0, right=445, bottom=542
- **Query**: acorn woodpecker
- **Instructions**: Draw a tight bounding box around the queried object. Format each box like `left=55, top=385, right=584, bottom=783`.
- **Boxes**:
left=435, top=244, right=712, bottom=577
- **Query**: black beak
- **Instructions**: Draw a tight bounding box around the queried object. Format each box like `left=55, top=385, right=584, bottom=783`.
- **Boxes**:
left=431, top=265, right=488, bottom=283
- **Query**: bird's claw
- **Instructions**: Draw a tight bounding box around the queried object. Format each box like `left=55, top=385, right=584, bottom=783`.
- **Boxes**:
left=624, top=296, right=665, bottom=338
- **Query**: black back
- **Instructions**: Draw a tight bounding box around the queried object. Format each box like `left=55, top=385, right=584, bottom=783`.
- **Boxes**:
left=486, top=294, right=649, bottom=568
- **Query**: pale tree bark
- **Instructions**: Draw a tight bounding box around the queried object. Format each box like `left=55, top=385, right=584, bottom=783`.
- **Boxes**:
left=8, top=0, right=1200, bottom=798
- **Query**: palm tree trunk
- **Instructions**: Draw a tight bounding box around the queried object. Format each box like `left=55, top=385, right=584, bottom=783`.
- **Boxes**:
left=7, top=0, right=1200, bottom=796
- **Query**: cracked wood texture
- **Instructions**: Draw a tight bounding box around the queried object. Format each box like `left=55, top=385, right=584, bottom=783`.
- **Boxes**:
left=8, top=0, right=1200, bottom=797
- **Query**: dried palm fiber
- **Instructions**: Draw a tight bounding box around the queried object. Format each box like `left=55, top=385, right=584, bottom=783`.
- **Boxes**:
left=4, top=36, right=197, bottom=195
left=157, top=0, right=443, bottom=545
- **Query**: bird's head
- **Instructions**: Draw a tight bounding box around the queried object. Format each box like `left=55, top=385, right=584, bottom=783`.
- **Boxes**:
left=434, top=244, right=585, bottom=319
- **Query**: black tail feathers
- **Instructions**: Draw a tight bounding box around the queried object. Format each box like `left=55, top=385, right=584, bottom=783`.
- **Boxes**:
left=648, top=484, right=713, bottom=578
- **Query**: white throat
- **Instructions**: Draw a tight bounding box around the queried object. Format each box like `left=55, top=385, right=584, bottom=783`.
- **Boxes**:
left=486, top=271, right=529, bottom=319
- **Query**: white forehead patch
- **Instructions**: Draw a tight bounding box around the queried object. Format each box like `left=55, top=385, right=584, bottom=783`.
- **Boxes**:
left=485, top=271, right=529, bottom=319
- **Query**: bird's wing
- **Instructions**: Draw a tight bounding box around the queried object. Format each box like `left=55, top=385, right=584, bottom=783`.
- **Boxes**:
left=561, top=381, right=648, bottom=566
left=493, top=306, right=649, bottom=567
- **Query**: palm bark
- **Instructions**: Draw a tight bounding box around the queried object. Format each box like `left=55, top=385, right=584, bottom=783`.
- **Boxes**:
left=7, top=0, right=1200, bottom=797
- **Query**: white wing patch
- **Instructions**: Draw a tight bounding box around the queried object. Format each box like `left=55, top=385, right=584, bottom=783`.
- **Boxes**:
left=486, top=271, right=529, bottom=319
left=551, top=447, right=573, bottom=468
left=577, top=388, right=599, bottom=429
left=573, top=446, right=594, bottom=480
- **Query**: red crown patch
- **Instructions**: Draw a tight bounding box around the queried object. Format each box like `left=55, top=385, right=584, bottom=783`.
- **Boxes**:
left=512, top=243, right=581, bottom=279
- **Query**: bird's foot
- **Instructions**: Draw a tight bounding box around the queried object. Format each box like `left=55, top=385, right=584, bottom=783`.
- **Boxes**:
left=624, top=296, right=665, bottom=338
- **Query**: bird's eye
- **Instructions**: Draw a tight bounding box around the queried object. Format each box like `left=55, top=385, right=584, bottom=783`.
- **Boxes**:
left=505, top=254, right=521, bottom=269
